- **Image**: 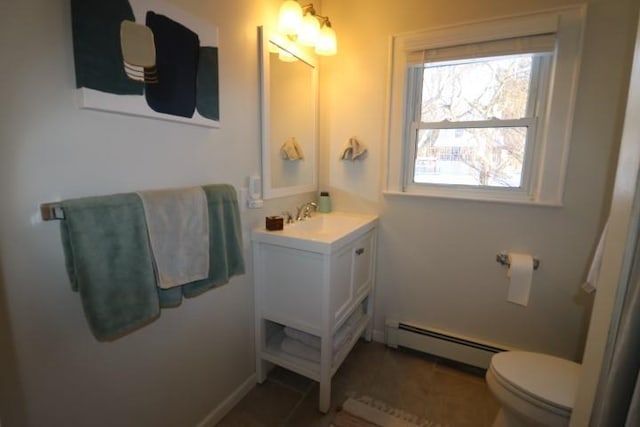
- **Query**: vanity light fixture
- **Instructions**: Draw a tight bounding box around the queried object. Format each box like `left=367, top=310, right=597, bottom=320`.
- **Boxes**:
left=314, top=18, right=337, bottom=56
left=277, top=0, right=303, bottom=36
left=298, top=9, right=321, bottom=46
left=277, top=0, right=338, bottom=56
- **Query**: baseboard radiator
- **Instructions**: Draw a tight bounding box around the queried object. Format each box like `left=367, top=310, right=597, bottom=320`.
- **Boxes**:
left=384, top=319, right=507, bottom=369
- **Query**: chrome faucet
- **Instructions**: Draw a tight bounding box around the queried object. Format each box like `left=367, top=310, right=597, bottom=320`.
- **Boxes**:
left=296, top=202, right=318, bottom=221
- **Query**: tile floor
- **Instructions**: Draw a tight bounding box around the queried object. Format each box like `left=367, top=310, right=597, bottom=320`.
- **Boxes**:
left=217, top=341, right=499, bottom=426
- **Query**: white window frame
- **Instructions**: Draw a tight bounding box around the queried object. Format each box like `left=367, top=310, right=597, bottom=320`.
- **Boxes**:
left=404, top=53, right=550, bottom=194
left=384, top=6, right=586, bottom=206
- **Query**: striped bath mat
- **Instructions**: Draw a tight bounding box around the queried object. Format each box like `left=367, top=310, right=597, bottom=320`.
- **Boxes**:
left=331, top=396, right=443, bottom=427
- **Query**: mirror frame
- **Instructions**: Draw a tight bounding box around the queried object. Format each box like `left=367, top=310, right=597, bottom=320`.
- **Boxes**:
left=258, top=26, right=319, bottom=199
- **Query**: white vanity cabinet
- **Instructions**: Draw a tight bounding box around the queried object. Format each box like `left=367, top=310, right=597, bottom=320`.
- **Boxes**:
left=252, top=212, right=378, bottom=413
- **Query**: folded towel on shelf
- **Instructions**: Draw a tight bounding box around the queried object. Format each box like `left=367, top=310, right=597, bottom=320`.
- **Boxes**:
left=281, top=336, right=321, bottom=363
left=137, top=187, right=209, bottom=289
left=279, top=334, right=344, bottom=365
left=283, top=305, right=365, bottom=352
left=335, top=304, right=365, bottom=349
left=340, top=137, right=367, bottom=161
left=283, top=326, right=321, bottom=349
left=280, top=137, right=304, bottom=160
left=284, top=323, right=353, bottom=354
left=181, top=184, right=246, bottom=298
left=582, top=221, right=609, bottom=293
left=60, top=193, right=160, bottom=340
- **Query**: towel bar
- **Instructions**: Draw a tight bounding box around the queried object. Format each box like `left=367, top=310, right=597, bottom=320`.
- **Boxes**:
left=40, top=202, right=64, bottom=221
left=496, top=253, right=540, bottom=270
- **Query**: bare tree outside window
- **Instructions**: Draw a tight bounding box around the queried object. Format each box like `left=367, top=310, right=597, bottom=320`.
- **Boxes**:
left=413, top=54, right=535, bottom=187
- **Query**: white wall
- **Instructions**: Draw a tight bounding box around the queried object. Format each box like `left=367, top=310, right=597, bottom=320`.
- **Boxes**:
left=0, top=0, right=314, bottom=426
left=319, top=0, right=639, bottom=360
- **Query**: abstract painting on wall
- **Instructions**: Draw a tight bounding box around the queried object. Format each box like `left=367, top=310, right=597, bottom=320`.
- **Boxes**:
left=70, top=0, right=220, bottom=128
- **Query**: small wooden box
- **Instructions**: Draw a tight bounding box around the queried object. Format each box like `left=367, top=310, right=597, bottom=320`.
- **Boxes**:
left=265, top=216, right=284, bottom=231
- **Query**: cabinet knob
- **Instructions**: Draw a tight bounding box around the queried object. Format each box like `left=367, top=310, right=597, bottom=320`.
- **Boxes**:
left=355, top=248, right=365, bottom=255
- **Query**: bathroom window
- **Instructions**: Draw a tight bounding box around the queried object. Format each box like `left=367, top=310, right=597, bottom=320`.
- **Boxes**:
left=406, top=46, right=551, bottom=189
left=385, top=7, right=585, bottom=205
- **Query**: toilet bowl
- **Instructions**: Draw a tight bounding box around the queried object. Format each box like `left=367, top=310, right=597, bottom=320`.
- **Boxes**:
left=486, top=351, right=580, bottom=427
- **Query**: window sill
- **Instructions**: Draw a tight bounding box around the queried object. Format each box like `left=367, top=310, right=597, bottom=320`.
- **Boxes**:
left=382, top=189, right=563, bottom=207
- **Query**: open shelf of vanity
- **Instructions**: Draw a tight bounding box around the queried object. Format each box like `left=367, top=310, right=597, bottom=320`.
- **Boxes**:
left=252, top=213, right=378, bottom=413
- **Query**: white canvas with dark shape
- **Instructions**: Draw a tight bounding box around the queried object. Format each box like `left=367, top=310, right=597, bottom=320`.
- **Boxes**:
left=71, top=0, right=220, bottom=128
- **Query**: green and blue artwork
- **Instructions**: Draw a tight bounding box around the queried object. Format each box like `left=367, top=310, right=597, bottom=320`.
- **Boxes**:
left=70, top=0, right=220, bottom=127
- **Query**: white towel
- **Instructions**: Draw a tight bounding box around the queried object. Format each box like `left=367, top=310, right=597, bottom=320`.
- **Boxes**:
left=282, top=305, right=365, bottom=352
left=283, top=326, right=321, bottom=349
left=283, top=322, right=352, bottom=353
left=137, top=187, right=209, bottom=289
left=280, top=137, right=304, bottom=160
left=340, top=137, right=367, bottom=160
left=582, top=222, right=608, bottom=293
left=281, top=336, right=321, bottom=363
left=280, top=336, right=344, bottom=365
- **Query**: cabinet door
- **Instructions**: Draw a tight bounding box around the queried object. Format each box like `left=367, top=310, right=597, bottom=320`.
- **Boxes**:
left=352, top=232, right=374, bottom=300
left=330, top=244, right=354, bottom=324
left=260, top=244, right=324, bottom=330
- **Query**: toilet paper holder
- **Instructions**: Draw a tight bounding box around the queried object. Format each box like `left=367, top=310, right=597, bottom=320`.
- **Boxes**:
left=496, top=253, right=540, bottom=270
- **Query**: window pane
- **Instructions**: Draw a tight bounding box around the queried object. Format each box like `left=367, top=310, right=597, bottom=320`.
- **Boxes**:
left=413, top=127, right=527, bottom=187
left=420, top=55, right=533, bottom=122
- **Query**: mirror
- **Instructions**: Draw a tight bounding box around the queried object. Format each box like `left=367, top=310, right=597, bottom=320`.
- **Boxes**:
left=259, top=26, right=318, bottom=199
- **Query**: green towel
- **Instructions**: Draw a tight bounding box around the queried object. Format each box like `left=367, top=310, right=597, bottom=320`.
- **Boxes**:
left=60, top=193, right=160, bottom=340
left=182, top=184, right=245, bottom=298
left=157, top=287, right=183, bottom=308
left=59, top=184, right=245, bottom=337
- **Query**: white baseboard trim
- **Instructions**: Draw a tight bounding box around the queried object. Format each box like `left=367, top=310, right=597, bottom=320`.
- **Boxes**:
left=196, top=373, right=256, bottom=427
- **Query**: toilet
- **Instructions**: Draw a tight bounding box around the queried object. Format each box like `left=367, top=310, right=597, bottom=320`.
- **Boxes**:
left=486, top=351, right=580, bottom=427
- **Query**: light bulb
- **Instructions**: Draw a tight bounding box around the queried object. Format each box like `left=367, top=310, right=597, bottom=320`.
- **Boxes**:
left=315, top=25, right=337, bottom=56
left=298, top=13, right=320, bottom=46
left=278, top=0, right=303, bottom=36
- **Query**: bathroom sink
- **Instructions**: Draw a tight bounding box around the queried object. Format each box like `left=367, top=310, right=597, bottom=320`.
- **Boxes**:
left=286, top=213, right=367, bottom=235
left=252, top=212, right=378, bottom=253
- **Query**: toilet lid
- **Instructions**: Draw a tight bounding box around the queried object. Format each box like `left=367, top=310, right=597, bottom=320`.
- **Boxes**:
left=490, top=351, right=580, bottom=411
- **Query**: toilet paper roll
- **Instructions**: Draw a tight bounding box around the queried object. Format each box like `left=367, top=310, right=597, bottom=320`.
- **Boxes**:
left=507, top=253, right=534, bottom=306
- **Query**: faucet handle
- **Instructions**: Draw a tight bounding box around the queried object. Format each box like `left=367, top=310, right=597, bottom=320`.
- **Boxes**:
left=306, top=202, right=318, bottom=215
left=282, top=211, right=294, bottom=224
